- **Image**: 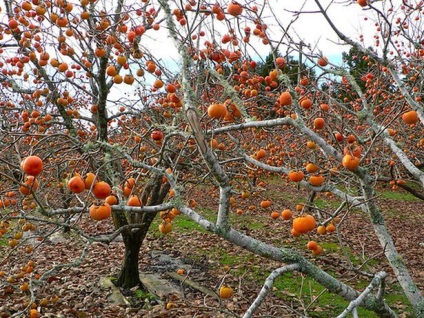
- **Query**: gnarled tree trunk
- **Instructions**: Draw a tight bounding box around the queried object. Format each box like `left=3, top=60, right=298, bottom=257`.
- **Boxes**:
left=114, top=173, right=170, bottom=288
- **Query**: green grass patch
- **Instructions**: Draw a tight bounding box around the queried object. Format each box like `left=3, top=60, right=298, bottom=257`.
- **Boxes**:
left=319, top=241, right=339, bottom=253
left=171, top=207, right=267, bottom=233
left=0, top=237, right=7, bottom=246
left=313, top=198, right=343, bottom=210
left=378, top=190, right=420, bottom=202
left=134, top=289, right=156, bottom=301
left=172, top=216, right=208, bottom=233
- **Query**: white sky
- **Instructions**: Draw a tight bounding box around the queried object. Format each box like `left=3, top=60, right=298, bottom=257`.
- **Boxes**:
left=143, top=0, right=372, bottom=64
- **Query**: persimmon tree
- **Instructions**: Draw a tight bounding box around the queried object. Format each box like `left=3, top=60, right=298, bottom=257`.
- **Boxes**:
left=0, top=0, right=423, bottom=317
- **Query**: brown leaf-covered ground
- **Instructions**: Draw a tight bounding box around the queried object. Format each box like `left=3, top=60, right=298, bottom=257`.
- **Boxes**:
left=1, top=183, right=423, bottom=317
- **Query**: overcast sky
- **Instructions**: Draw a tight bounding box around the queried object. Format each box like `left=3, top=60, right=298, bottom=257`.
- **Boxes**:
left=142, top=0, right=372, bottom=67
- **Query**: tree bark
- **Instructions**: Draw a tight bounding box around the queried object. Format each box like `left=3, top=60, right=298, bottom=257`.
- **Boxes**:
left=115, top=231, right=143, bottom=288
left=114, top=173, right=170, bottom=289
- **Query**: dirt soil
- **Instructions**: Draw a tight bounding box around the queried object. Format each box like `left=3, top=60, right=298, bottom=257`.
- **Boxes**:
left=1, top=184, right=423, bottom=318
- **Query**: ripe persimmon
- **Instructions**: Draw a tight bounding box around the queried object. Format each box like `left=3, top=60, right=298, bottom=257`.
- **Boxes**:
left=317, top=225, right=327, bottom=235
left=68, top=176, right=85, bottom=193
left=326, top=223, right=336, bottom=232
left=105, top=195, right=118, bottom=205
left=305, top=163, right=319, bottom=173
left=227, top=2, right=243, bottom=16
left=92, top=181, right=111, bottom=199
left=306, top=141, right=316, bottom=149
left=219, top=286, right=234, bottom=298
left=260, top=200, right=272, bottom=208
left=153, top=79, right=164, bottom=89
left=312, top=245, right=323, bottom=256
left=21, top=156, right=43, bottom=176
left=89, top=203, right=111, bottom=221
left=342, top=154, right=360, bottom=171
left=84, top=172, right=96, bottom=189
left=270, top=211, right=280, bottom=219
left=281, top=209, right=293, bottom=220
left=291, top=228, right=301, bottom=237
left=159, top=221, right=172, bottom=234
left=306, top=240, right=318, bottom=250
left=279, top=91, right=292, bottom=106
left=106, top=65, right=117, bottom=76
left=309, top=175, right=324, bottom=187
left=317, top=56, right=328, bottom=67
left=288, top=171, right=304, bottom=182
left=19, top=176, right=39, bottom=195
left=313, top=118, right=325, bottom=130
left=300, top=98, right=312, bottom=109
left=207, top=103, right=227, bottom=119
left=402, top=110, right=418, bottom=125
left=127, top=195, right=141, bottom=206
left=292, top=214, right=316, bottom=234
left=256, top=149, right=267, bottom=159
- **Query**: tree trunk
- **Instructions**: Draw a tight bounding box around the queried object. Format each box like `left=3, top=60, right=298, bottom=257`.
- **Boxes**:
left=113, top=173, right=170, bottom=289
left=115, top=231, right=143, bottom=288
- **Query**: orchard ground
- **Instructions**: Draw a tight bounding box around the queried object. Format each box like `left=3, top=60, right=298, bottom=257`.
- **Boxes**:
left=1, top=181, right=422, bottom=318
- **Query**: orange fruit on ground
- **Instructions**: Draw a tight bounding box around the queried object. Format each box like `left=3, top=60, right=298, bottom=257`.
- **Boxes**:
left=165, top=302, right=175, bottom=310
left=292, top=214, right=316, bottom=234
left=207, top=103, right=227, bottom=119
left=260, top=200, right=272, bottom=208
left=29, top=309, right=39, bottom=318
left=342, top=154, right=360, bottom=171
left=127, top=195, right=142, bottom=206
left=68, top=176, right=85, bottom=193
left=219, top=286, right=234, bottom=298
left=89, top=203, right=111, bottom=221
left=281, top=209, right=293, bottom=220
left=288, top=171, right=304, bottom=182
left=92, top=181, right=111, bottom=199
left=306, top=141, right=316, bottom=149
left=270, top=211, right=280, bottom=219
left=309, top=175, right=324, bottom=187
left=21, top=156, right=43, bottom=176
left=241, top=191, right=250, bottom=199
left=402, top=110, right=419, bottom=125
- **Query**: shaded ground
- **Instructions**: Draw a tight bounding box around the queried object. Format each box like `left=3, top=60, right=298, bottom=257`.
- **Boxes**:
left=0, top=183, right=423, bottom=317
